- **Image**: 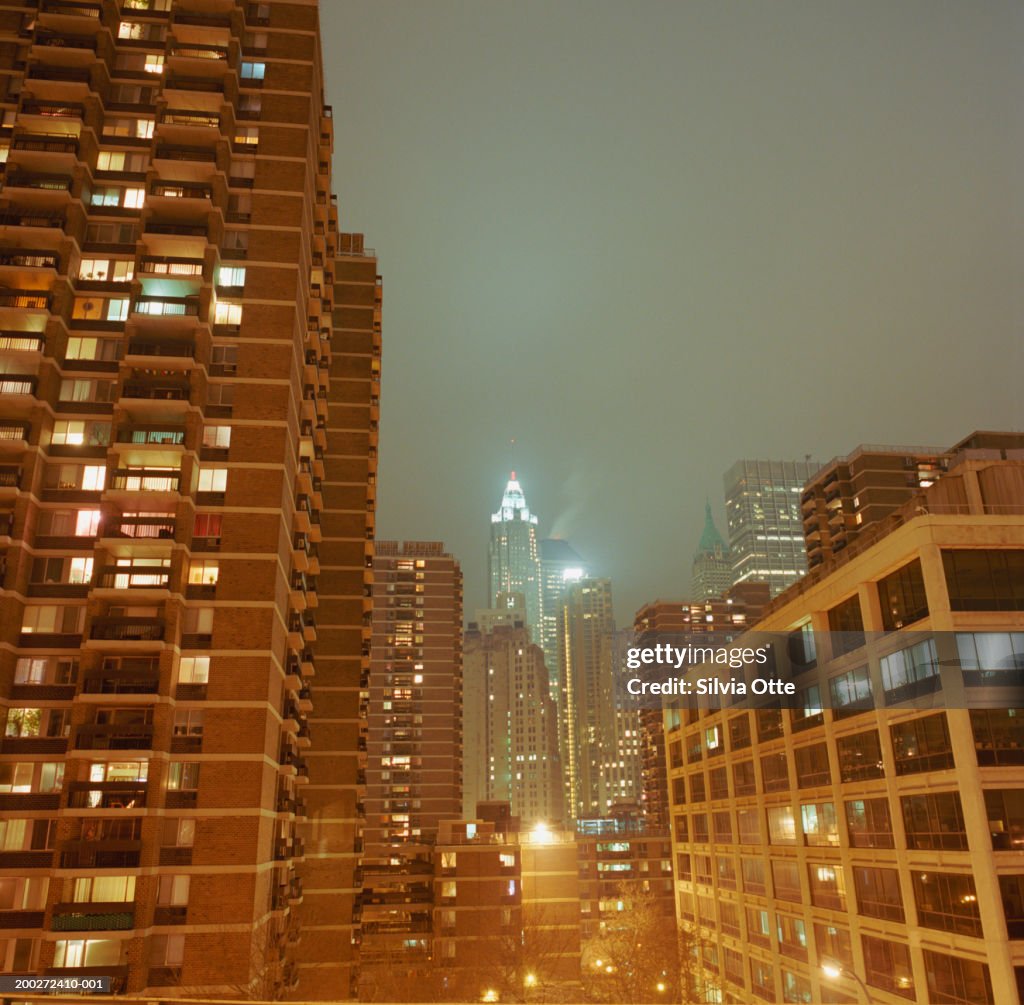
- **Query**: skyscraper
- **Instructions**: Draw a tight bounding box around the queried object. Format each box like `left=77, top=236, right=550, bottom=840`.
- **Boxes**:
left=360, top=541, right=463, bottom=984
left=488, top=472, right=542, bottom=641
left=560, top=580, right=641, bottom=819
left=0, top=2, right=371, bottom=997
left=724, top=458, right=820, bottom=596
left=690, top=501, right=732, bottom=600
left=538, top=537, right=587, bottom=695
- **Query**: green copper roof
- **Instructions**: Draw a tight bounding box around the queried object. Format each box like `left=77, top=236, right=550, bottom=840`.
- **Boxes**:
left=696, top=501, right=728, bottom=556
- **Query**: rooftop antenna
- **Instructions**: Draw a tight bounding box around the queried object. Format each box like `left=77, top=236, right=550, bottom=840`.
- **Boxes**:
left=510, top=437, right=516, bottom=480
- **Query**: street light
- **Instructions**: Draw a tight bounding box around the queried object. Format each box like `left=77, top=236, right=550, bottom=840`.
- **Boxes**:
left=524, top=973, right=537, bottom=988
left=821, top=960, right=874, bottom=1004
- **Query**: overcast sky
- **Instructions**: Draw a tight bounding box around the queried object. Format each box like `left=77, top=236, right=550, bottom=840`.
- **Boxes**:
left=321, top=1, right=1023, bottom=622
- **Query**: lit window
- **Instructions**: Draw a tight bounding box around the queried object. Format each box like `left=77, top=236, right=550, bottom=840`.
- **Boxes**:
left=217, top=267, right=246, bottom=288
left=123, top=188, right=145, bottom=209
left=178, top=657, right=210, bottom=685
left=52, top=420, right=85, bottom=446
left=240, top=62, right=265, bottom=80
left=82, top=467, right=106, bottom=491
left=188, top=561, right=219, bottom=586
left=214, top=302, right=243, bottom=326
left=75, top=510, right=101, bottom=536
left=202, top=426, right=231, bottom=449
left=144, top=53, right=165, bottom=74
left=106, top=299, right=129, bottom=322
left=68, top=557, right=93, bottom=585
left=197, top=468, right=227, bottom=492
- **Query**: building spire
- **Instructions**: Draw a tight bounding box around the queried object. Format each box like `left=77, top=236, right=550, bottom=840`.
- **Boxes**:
left=696, top=500, right=728, bottom=556
left=493, top=472, right=538, bottom=525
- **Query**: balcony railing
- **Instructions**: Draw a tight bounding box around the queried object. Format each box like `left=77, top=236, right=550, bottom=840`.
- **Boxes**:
left=116, top=426, right=185, bottom=445
left=0, top=333, right=44, bottom=352
left=150, top=181, right=212, bottom=200
left=0, top=421, right=29, bottom=442
left=126, top=341, right=195, bottom=359
left=0, top=251, right=58, bottom=268
left=89, top=616, right=165, bottom=641
left=75, top=724, right=154, bottom=750
left=109, top=469, right=181, bottom=492
left=51, top=905, right=134, bottom=932
left=66, top=781, right=147, bottom=809
left=0, top=291, right=50, bottom=309
left=81, top=668, right=158, bottom=695
left=121, top=382, right=190, bottom=402
left=161, top=109, right=219, bottom=127
left=104, top=515, right=176, bottom=539
left=96, top=565, right=171, bottom=589
left=132, top=296, right=200, bottom=317
left=138, top=256, right=204, bottom=277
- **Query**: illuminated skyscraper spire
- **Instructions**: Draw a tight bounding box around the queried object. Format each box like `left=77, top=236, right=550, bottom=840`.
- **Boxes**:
left=488, top=472, right=543, bottom=642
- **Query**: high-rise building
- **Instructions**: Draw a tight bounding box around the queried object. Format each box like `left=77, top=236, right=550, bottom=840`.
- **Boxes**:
left=538, top=537, right=586, bottom=693
left=561, top=580, right=641, bottom=819
left=668, top=441, right=1024, bottom=1005
left=488, top=473, right=542, bottom=642
left=801, top=442, right=949, bottom=569
left=724, top=458, right=820, bottom=596
left=463, top=603, right=563, bottom=827
left=360, top=541, right=462, bottom=984
left=690, top=501, right=732, bottom=600
left=0, top=2, right=371, bottom=997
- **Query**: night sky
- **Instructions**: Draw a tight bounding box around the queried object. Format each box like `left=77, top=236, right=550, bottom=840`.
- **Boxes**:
left=321, top=1, right=1023, bottom=622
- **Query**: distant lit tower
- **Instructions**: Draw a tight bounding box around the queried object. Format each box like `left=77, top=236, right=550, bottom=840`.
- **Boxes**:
left=489, top=472, right=542, bottom=642
left=690, top=501, right=732, bottom=600
left=539, top=538, right=587, bottom=694
left=724, top=458, right=820, bottom=596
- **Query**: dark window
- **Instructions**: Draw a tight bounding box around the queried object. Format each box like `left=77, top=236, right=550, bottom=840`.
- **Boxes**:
left=669, top=739, right=682, bottom=768
left=890, top=713, right=954, bottom=775
left=794, top=742, right=830, bottom=788
left=694, top=853, right=713, bottom=885
left=984, top=789, right=1024, bottom=851
left=673, top=814, right=688, bottom=842
left=791, top=685, right=824, bottom=732
left=723, top=947, right=743, bottom=985
left=691, top=812, right=708, bottom=842
left=762, top=752, right=790, bottom=793
left=733, top=759, right=756, bottom=796
left=686, top=732, right=702, bottom=763
left=971, top=707, right=1024, bottom=765
left=772, top=859, right=802, bottom=903
left=757, top=707, right=784, bottom=742
left=923, top=949, right=994, bottom=1005
left=746, top=906, right=770, bottom=946
left=709, top=765, right=729, bottom=799
left=942, top=549, right=1024, bottom=612
left=836, top=729, right=884, bottom=782
left=863, top=935, right=914, bottom=999
left=712, top=810, right=732, bottom=843
left=750, top=959, right=775, bottom=1002
left=671, top=777, right=686, bottom=806
left=902, top=792, right=968, bottom=850
left=787, top=622, right=817, bottom=670
left=913, top=872, right=982, bottom=937
left=998, top=875, right=1024, bottom=939
left=720, top=901, right=739, bottom=937
left=782, top=969, right=812, bottom=1005
left=742, top=856, right=766, bottom=896
left=813, top=922, right=852, bottom=968
left=689, top=772, right=706, bottom=803
left=675, top=853, right=691, bottom=881
left=827, top=594, right=864, bottom=655
left=728, top=713, right=751, bottom=750
left=853, top=866, right=904, bottom=922
left=845, top=798, right=893, bottom=848
left=738, top=809, right=761, bottom=845
left=716, top=855, right=736, bottom=890
left=878, top=558, right=929, bottom=630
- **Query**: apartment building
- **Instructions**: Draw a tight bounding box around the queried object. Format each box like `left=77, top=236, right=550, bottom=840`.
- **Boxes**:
left=667, top=444, right=1024, bottom=1004
left=0, top=0, right=373, bottom=997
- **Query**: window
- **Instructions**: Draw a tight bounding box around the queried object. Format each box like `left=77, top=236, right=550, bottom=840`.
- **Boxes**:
left=808, top=864, right=845, bottom=910
left=728, top=713, right=751, bottom=749
left=772, top=859, right=801, bottom=903
left=829, top=665, right=873, bottom=710
left=711, top=810, right=731, bottom=842
left=234, top=126, right=259, bottom=147
left=157, top=875, right=190, bottom=906
left=178, top=657, right=210, bottom=685
left=0, top=762, right=64, bottom=794
left=891, top=713, right=954, bottom=774
left=217, top=267, right=246, bottom=288
left=210, top=344, right=237, bottom=375
left=21, top=605, right=85, bottom=635
left=923, top=950, right=993, bottom=1005
left=72, top=876, right=134, bottom=903
left=984, top=789, right=1024, bottom=851
left=813, top=922, right=852, bottom=968
left=998, top=876, right=1024, bottom=939
left=59, top=378, right=116, bottom=403
left=880, top=638, right=940, bottom=701
left=715, top=856, right=736, bottom=889
left=845, top=798, right=893, bottom=848
left=149, top=934, right=184, bottom=967
left=768, top=806, right=797, bottom=845
left=709, top=765, right=728, bottom=799
left=745, top=906, right=770, bottom=946
left=688, top=772, right=705, bottom=802
left=853, top=866, right=904, bottom=922
left=741, top=856, right=766, bottom=896
left=187, top=561, right=219, bottom=586
left=791, top=684, right=823, bottom=730
left=902, top=791, right=968, bottom=850
left=878, top=559, right=929, bottom=629
left=173, top=710, right=204, bottom=738
left=750, top=959, right=775, bottom=1001
left=240, top=61, right=266, bottom=80
left=761, top=752, right=789, bottom=792
left=733, top=759, right=756, bottom=795
left=912, top=872, right=981, bottom=937
left=827, top=594, right=864, bottom=655
left=836, top=729, right=884, bottom=781
left=958, top=633, right=1024, bottom=688
left=782, top=969, right=812, bottom=1004
left=794, top=743, right=830, bottom=788
left=756, top=707, right=783, bottom=741
left=737, top=809, right=760, bottom=845
left=77, top=257, right=135, bottom=281
left=776, top=914, right=807, bottom=961
left=691, top=813, right=708, bottom=842
left=167, top=763, right=200, bottom=792
left=971, top=708, right=1024, bottom=765
left=214, top=302, right=243, bottom=326
left=801, top=802, right=838, bottom=846
left=53, top=939, right=124, bottom=969
left=787, top=621, right=817, bottom=669
left=202, top=426, right=231, bottom=449
left=862, top=936, right=914, bottom=999
left=192, top=514, right=222, bottom=542
left=197, top=468, right=227, bottom=493
left=942, top=549, right=1024, bottom=611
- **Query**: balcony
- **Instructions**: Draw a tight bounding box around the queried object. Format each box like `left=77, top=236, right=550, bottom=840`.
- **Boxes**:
left=121, top=379, right=191, bottom=404
left=81, top=667, right=158, bottom=695
left=75, top=723, right=154, bottom=751
left=39, top=0, right=102, bottom=18
left=108, top=468, right=181, bottom=493
left=102, top=514, right=176, bottom=540
left=66, top=781, right=147, bottom=810
left=125, top=341, right=196, bottom=368
left=0, top=291, right=50, bottom=310
left=0, top=736, right=68, bottom=755
left=33, top=30, right=97, bottom=53
left=149, top=180, right=213, bottom=202
left=0, top=421, right=30, bottom=450
left=60, top=842, right=141, bottom=869
left=17, top=105, right=85, bottom=125
left=0, top=910, right=45, bottom=930
left=132, top=295, right=201, bottom=318
left=89, top=616, right=165, bottom=642
left=0, top=250, right=59, bottom=269
left=51, top=904, right=134, bottom=932
left=96, top=564, right=171, bottom=591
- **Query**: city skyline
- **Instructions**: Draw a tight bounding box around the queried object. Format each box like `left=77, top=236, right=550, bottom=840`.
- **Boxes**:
left=322, top=1, right=1023, bottom=620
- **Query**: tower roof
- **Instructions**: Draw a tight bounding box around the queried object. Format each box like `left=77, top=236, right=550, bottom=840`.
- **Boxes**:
left=492, top=471, right=538, bottom=525
left=696, top=501, right=728, bottom=556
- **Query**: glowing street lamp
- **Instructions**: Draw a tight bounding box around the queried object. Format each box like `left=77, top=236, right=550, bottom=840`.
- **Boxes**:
left=821, top=960, right=873, bottom=1004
